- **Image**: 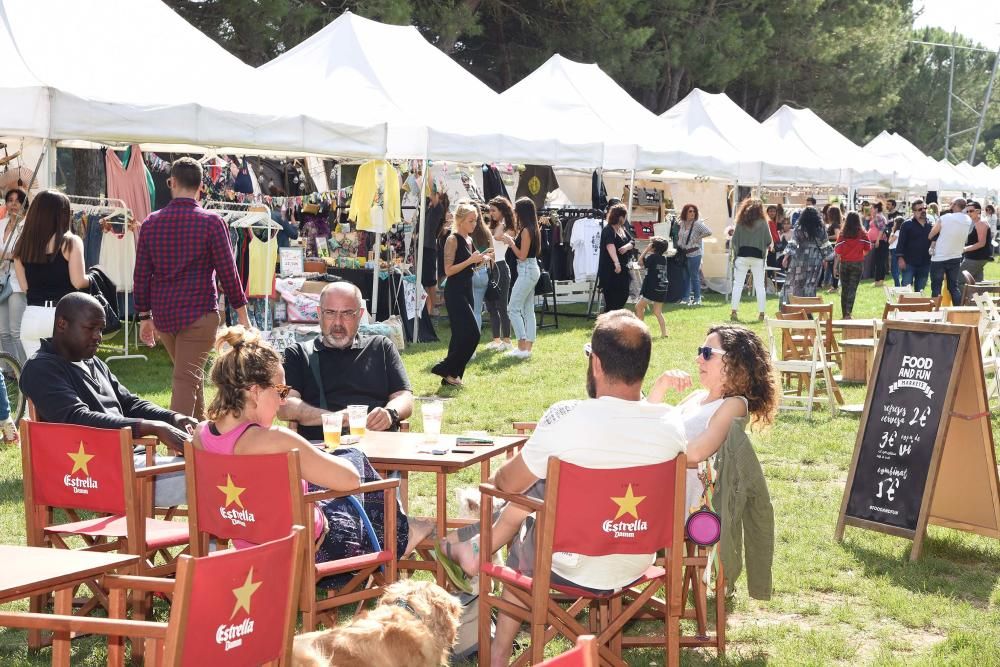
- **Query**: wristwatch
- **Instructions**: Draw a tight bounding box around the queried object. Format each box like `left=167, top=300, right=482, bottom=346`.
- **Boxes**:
left=137, top=312, right=152, bottom=321
left=386, top=407, right=400, bottom=431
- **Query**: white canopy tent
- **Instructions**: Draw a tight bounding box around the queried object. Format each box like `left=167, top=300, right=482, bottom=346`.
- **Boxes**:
left=0, top=0, right=386, bottom=158
left=759, top=106, right=899, bottom=189
left=641, top=89, right=835, bottom=184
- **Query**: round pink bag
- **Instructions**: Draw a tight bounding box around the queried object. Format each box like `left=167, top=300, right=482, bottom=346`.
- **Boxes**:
left=685, top=507, right=721, bottom=546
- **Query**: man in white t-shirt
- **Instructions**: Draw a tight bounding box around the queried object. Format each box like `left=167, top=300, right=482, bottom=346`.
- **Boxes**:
left=438, top=310, right=686, bottom=666
left=929, top=198, right=972, bottom=305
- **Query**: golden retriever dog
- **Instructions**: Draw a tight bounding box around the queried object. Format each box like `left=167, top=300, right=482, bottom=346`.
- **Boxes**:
left=293, top=579, right=462, bottom=667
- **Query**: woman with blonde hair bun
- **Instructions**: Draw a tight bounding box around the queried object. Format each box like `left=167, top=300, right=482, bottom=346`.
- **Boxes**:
left=193, top=326, right=433, bottom=583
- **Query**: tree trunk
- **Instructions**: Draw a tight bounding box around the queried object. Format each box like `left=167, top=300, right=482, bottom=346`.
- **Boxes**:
left=68, top=148, right=105, bottom=197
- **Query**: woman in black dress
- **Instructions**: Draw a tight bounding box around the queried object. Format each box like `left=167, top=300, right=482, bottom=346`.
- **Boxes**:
left=431, top=202, right=490, bottom=387
left=597, top=203, right=634, bottom=312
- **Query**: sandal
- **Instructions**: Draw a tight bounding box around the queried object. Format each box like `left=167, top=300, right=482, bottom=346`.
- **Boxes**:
left=432, top=542, right=473, bottom=594
left=441, top=377, right=464, bottom=388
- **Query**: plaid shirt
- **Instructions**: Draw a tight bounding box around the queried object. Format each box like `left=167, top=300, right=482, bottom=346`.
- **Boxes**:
left=133, top=198, right=247, bottom=334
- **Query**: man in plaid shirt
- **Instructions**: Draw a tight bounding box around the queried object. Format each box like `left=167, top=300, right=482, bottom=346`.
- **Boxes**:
left=134, top=157, right=249, bottom=419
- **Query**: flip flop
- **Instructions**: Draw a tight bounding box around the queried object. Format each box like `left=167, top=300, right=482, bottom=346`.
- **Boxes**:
left=431, top=542, right=473, bottom=594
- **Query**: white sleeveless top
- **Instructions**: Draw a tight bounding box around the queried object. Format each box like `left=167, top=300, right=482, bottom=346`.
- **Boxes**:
left=678, top=390, right=749, bottom=514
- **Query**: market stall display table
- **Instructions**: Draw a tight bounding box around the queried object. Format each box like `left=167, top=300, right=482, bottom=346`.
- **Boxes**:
left=839, top=338, right=878, bottom=384
left=0, top=546, right=139, bottom=664
left=325, top=432, right=527, bottom=586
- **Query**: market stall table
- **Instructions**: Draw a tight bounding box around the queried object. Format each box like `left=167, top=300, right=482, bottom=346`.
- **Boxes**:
left=839, top=338, right=878, bottom=384
left=0, top=546, right=139, bottom=665
left=329, top=432, right=527, bottom=586
left=832, top=319, right=878, bottom=340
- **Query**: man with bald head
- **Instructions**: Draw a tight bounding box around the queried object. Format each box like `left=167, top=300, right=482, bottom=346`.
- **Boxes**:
left=435, top=309, right=686, bottom=666
left=279, top=282, right=413, bottom=441
left=21, top=293, right=194, bottom=505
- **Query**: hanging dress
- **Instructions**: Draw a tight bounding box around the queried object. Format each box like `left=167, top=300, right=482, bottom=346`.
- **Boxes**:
left=247, top=233, right=278, bottom=297
left=105, top=144, right=152, bottom=224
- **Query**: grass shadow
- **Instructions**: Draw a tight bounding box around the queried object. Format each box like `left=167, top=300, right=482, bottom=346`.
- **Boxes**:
left=842, top=537, right=1000, bottom=607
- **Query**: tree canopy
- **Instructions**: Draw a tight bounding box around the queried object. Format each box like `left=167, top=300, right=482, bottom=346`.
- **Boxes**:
left=164, top=0, right=1000, bottom=165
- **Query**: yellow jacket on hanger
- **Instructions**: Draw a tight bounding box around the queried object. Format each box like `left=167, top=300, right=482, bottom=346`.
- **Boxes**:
left=348, top=160, right=401, bottom=233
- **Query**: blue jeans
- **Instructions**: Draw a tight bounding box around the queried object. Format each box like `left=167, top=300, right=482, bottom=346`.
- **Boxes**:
left=930, top=258, right=962, bottom=304
left=685, top=254, right=703, bottom=302
left=508, top=259, right=540, bottom=342
left=471, top=266, right=489, bottom=330
left=901, top=263, right=929, bottom=292
left=889, top=249, right=902, bottom=287
left=0, top=378, right=9, bottom=421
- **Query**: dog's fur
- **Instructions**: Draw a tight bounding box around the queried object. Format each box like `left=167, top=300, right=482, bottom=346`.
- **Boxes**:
left=292, top=579, right=462, bottom=667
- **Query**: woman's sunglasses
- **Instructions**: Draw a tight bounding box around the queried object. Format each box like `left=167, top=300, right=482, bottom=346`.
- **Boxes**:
left=696, top=346, right=726, bottom=361
left=271, top=383, right=292, bottom=399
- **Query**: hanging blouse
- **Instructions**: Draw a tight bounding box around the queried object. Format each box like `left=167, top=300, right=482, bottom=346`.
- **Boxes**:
left=348, top=160, right=401, bottom=233
left=247, top=233, right=278, bottom=297
left=99, top=226, right=136, bottom=292
left=105, top=144, right=151, bottom=224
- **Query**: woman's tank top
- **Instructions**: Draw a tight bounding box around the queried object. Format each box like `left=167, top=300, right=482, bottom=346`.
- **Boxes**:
left=24, top=249, right=75, bottom=306
left=965, top=224, right=993, bottom=261
left=195, top=421, right=324, bottom=546
left=445, top=233, right=474, bottom=292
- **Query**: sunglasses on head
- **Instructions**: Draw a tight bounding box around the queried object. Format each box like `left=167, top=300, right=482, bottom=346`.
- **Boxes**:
left=697, top=346, right=726, bottom=361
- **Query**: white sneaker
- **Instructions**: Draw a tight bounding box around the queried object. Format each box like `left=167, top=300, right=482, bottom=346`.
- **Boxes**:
left=506, top=349, right=532, bottom=360
left=501, top=342, right=515, bottom=352
left=484, top=341, right=503, bottom=351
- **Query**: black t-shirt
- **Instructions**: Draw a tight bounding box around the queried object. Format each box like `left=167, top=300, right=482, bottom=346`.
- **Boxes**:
left=515, top=165, right=559, bottom=209
left=641, top=254, right=668, bottom=301
left=282, top=335, right=411, bottom=441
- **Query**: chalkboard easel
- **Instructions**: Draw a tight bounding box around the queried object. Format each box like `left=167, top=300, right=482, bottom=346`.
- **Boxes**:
left=834, top=321, right=1000, bottom=560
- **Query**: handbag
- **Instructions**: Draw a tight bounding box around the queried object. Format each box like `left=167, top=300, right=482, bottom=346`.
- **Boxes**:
left=670, top=221, right=696, bottom=266
left=685, top=456, right=721, bottom=547
left=484, top=263, right=500, bottom=302
left=534, top=269, right=553, bottom=296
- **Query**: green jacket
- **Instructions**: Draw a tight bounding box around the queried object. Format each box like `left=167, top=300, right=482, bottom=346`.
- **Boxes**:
left=730, top=218, right=772, bottom=262
left=715, top=416, right=774, bottom=600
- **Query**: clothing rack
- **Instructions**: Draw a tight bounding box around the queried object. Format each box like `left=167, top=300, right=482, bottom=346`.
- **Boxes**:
left=540, top=207, right=605, bottom=319
left=205, top=200, right=278, bottom=331
left=66, top=195, right=147, bottom=364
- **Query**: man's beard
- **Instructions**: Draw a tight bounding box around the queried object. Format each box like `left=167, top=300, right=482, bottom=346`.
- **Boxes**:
left=586, top=360, right=596, bottom=398
left=322, top=330, right=352, bottom=349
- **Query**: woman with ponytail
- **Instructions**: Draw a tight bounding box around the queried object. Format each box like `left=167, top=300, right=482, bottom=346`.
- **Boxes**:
left=193, top=326, right=432, bottom=583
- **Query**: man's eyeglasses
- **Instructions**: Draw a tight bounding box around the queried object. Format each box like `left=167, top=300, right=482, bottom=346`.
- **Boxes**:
left=916, top=207, right=927, bottom=212
left=697, top=346, right=727, bottom=361
left=270, top=383, right=292, bottom=399
left=320, top=308, right=361, bottom=319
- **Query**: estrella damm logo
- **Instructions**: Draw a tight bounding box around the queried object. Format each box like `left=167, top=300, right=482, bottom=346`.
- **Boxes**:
left=602, top=484, right=648, bottom=538
left=215, top=567, right=261, bottom=652
left=63, top=441, right=98, bottom=495
left=217, top=474, right=256, bottom=527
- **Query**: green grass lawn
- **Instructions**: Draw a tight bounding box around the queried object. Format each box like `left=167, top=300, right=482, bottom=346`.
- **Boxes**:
left=2, top=270, right=1000, bottom=665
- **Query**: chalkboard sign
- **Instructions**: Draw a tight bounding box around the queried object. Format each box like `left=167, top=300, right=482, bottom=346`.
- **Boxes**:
left=836, top=320, right=1000, bottom=560
left=844, top=327, right=959, bottom=531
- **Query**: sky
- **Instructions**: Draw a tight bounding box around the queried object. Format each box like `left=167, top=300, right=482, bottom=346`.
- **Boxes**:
left=914, top=0, right=1000, bottom=49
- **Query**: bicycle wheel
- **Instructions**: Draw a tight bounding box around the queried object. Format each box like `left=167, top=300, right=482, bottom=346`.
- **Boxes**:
left=0, top=352, right=25, bottom=425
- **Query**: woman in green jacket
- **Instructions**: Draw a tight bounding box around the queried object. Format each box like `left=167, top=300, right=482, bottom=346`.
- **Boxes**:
left=729, top=198, right=773, bottom=322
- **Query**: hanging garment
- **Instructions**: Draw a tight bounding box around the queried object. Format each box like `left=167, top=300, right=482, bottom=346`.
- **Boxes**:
left=516, top=165, right=559, bottom=209
left=120, top=145, right=156, bottom=213
left=105, top=144, right=151, bottom=224
left=83, top=214, right=103, bottom=269
left=98, top=227, right=136, bottom=292
left=247, top=233, right=278, bottom=298
left=482, top=164, right=510, bottom=201
left=233, top=157, right=254, bottom=194
left=570, top=217, right=603, bottom=279
left=592, top=170, right=608, bottom=211
left=348, top=160, right=401, bottom=233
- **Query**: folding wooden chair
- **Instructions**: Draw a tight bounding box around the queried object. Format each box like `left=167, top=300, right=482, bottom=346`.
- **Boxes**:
left=539, top=635, right=598, bottom=666
left=881, top=300, right=934, bottom=320
left=883, top=285, right=918, bottom=300
left=185, top=443, right=399, bottom=631
left=477, top=456, right=686, bottom=667
left=0, top=528, right=305, bottom=666
left=19, top=420, right=189, bottom=648
left=780, top=302, right=844, bottom=376
left=788, top=295, right=823, bottom=305
left=962, top=282, right=1000, bottom=306
left=972, top=293, right=1000, bottom=410
left=897, top=293, right=941, bottom=309
left=766, top=318, right=838, bottom=417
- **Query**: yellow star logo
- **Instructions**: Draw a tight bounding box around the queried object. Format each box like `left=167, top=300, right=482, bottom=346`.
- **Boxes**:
left=67, top=442, right=95, bottom=477
left=610, top=484, right=646, bottom=521
left=230, top=567, right=262, bottom=619
left=217, top=475, right=247, bottom=509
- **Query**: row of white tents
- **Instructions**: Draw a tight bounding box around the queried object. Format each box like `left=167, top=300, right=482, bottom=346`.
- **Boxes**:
left=2, top=0, right=999, bottom=197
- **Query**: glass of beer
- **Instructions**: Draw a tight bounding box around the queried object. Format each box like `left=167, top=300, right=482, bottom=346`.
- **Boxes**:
left=420, top=399, right=444, bottom=444
left=322, top=411, right=344, bottom=448
left=347, top=405, right=368, bottom=439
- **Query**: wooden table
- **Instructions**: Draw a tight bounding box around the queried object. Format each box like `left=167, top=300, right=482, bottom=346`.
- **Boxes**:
left=840, top=338, right=878, bottom=383
left=943, top=306, right=981, bottom=327
left=832, top=319, right=878, bottom=340
left=0, top=546, right=139, bottom=665
left=348, top=431, right=528, bottom=586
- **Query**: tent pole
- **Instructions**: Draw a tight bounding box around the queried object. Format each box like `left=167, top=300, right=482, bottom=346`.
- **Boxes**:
left=626, top=169, right=636, bottom=214
left=412, top=155, right=429, bottom=343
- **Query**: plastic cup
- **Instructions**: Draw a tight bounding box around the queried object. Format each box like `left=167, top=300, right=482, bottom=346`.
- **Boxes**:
left=347, top=405, right=368, bottom=439
left=321, top=411, right=343, bottom=448
left=421, top=399, right=444, bottom=443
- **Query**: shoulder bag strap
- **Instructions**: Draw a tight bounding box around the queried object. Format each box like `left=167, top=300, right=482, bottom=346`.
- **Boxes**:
left=306, top=339, right=327, bottom=410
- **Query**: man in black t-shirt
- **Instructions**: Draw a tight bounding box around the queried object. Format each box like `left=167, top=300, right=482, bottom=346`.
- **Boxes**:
left=278, top=283, right=413, bottom=441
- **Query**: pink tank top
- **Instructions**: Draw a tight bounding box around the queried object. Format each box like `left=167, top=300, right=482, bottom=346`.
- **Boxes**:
left=196, top=421, right=325, bottom=545
left=104, top=145, right=151, bottom=225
